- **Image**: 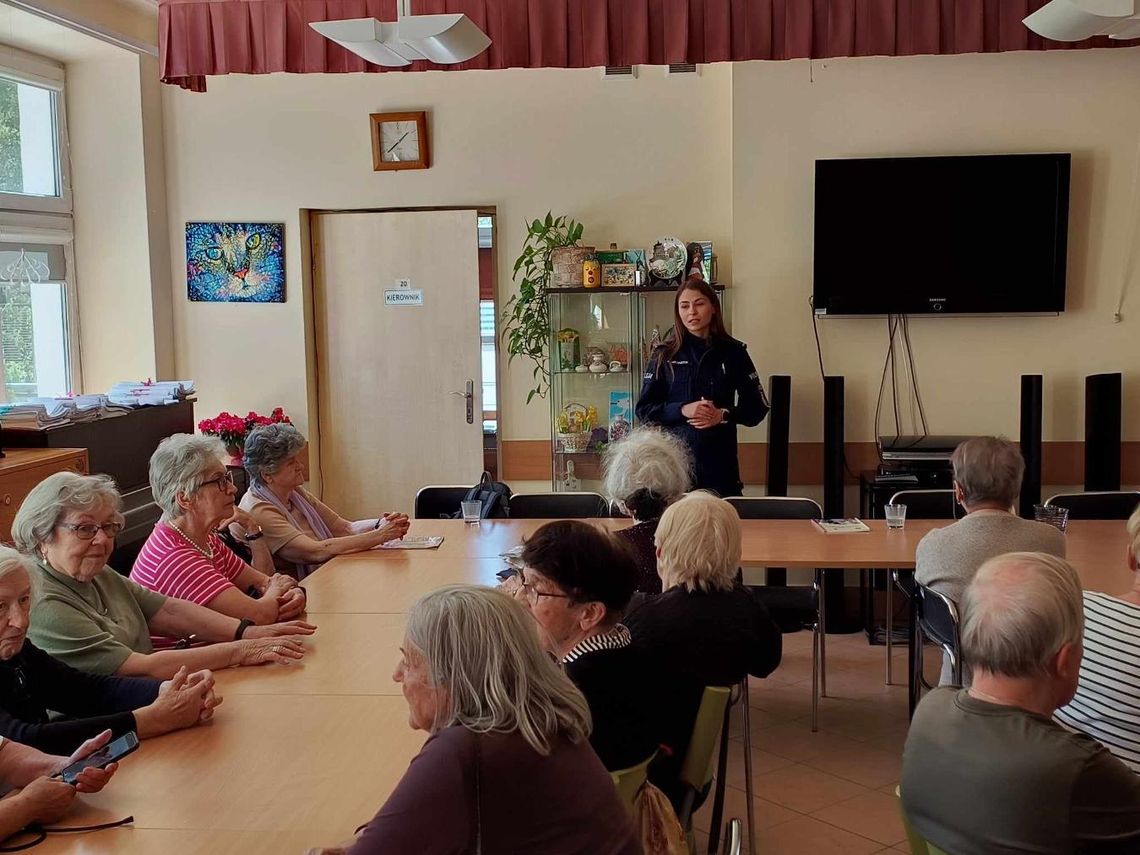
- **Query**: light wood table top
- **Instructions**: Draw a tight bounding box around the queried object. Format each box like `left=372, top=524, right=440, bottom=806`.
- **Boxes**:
left=302, top=557, right=506, bottom=614
left=213, top=612, right=405, bottom=696
left=45, top=694, right=422, bottom=844
left=33, top=829, right=316, bottom=855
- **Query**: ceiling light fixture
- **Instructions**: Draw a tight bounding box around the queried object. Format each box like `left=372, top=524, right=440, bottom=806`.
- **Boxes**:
left=309, top=0, right=491, bottom=68
left=1023, top=0, right=1140, bottom=41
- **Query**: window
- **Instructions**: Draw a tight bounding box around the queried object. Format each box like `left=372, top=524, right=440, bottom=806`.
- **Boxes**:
left=0, top=243, right=72, bottom=401
left=480, top=299, right=497, bottom=433
left=0, top=50, right=78, bottom=403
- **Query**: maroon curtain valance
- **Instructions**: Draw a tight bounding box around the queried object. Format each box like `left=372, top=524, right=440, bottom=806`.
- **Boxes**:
left=160, top=0, right=1137, bottom=92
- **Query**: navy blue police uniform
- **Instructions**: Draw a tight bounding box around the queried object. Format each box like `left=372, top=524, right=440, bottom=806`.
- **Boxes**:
left=635, top=332, right=769, bottom=498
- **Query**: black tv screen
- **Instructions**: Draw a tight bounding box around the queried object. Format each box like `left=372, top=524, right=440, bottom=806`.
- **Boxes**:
left=812, top=153, right=1070, bottom=315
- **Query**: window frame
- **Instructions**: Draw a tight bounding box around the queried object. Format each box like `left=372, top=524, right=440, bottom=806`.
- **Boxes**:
left=0, top=48, right=71, bottom=215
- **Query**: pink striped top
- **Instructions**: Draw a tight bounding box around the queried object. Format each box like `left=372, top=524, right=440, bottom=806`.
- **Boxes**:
left=131, top=522, right=245, bottom=607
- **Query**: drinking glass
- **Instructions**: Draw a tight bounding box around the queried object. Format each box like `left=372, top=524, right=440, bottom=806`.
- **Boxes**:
left=461, top=500, right=482, bottom=524
left=884, top=503, right=907, bottom=530
left=1034, top=504, right=1069, bottom=533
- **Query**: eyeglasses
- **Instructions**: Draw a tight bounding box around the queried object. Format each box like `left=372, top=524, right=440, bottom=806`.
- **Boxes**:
left=199, top=471, right=236, bottom=493
left=58, top=522, right=124, bottom=540
left=517, top=577, right=572, bottom=606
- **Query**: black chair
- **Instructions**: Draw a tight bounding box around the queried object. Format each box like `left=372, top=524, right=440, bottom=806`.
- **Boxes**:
left=883, top=489, right=960, bottom=683
left=413, top=485, right=470, bottom=519
left=508, top=492, right=608, bottom=519
left=1045, top=491, right=1140, bottom=520
left=726, top=496, right=826, bottom=732
left=907, top=578, right=963, bottom=718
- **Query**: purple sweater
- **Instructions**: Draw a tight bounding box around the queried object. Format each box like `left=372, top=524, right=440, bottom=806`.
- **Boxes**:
left=348, top=725, right=641, bottom=855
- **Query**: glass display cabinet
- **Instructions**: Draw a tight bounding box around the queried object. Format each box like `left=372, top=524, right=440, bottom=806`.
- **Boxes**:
left=547, top=284, right=728, bottom=491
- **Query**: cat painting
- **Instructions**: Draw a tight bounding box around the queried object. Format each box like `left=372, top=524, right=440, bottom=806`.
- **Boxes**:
left=186, top=222, right=285, bottom=303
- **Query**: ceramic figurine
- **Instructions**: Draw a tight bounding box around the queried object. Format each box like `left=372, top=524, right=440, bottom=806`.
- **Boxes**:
left=588, top=353, right=608, bottom=373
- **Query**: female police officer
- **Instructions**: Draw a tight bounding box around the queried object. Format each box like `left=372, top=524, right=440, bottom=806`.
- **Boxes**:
left=635, top=278, right=768, bottom=497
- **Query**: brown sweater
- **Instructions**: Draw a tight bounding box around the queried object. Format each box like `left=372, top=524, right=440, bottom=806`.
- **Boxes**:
left=348, top=725, right=642, bottom=855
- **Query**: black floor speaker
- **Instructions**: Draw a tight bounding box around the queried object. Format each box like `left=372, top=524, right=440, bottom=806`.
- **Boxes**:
left=1085, top=373, right=1122, bottom=491
left=1019, top=375, right=1043, bottom=519
left=765, top=375, right=791, bottom=586
left=766, top=375, right=791, bottom=498
left=822, top=376, right=858, bottom=632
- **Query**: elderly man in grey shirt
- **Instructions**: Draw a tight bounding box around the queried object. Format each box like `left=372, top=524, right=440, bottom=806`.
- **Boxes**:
left=902, top=552, right=1140, bottom=855
left=915, top=436, right=1065, bottom=683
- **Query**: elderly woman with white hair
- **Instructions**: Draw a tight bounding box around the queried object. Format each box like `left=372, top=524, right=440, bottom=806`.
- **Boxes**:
left=130, top=434, right=306, bottom=637
left=603, top=427, right=692, bottom=593
left=1056, top=505, right=1140, bottom=773
left=0, top=546, right=218, bottom=754
left=15, top=472, right=314, bottom=680
left=624, top=490, right=782, bottom=805
left=238, top=423, right=410, bottom=579
left=330, top=585, right=639, bottom=854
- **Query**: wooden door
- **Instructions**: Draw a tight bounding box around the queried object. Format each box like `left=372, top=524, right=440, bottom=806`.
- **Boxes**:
left=312, top=210, right=483, bottom=516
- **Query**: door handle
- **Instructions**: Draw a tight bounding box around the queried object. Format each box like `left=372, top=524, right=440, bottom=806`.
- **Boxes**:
left=449, top=380, right=475, bottom=424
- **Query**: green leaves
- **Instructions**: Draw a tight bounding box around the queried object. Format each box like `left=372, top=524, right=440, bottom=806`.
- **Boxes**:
left=499, top=213, right=584, bottom=403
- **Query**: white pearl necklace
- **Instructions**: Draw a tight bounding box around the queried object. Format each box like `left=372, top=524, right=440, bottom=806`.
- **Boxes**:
left=168, top=520, right=214, bottom=560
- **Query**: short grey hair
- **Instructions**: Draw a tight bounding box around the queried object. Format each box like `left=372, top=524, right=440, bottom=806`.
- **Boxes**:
left=243, top=423, right=306, bottom=486
left=952, top=436, right=1025, bottom=508
left=12, top=472, right=124, bottom=554
left=655, top=491, right=741, bottom=593
left=150, top=433, right=227, bottom=519
left=405, top=584, right=591, bottom=755
left=603, top=427, right=692, bottom=520
left=961, top=552, right=1084, bottom=678
left=0, top=546, right=33, bottom=585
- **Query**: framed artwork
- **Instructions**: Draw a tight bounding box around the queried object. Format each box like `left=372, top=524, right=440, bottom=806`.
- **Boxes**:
left=369, top=111, right=431, bottom=171
left=186, top=222, right=285, bottom=303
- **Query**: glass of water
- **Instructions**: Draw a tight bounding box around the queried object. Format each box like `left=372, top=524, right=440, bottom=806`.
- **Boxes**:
left=461, top=500, right=482, bottom=524
left=884, top=503, right=907, bottom=530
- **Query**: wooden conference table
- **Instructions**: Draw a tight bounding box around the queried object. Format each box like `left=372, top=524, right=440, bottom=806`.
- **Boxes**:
left=33, top=518, right=1129, bottom=854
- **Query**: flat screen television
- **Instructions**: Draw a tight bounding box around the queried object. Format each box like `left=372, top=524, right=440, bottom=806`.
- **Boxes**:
left=812, top=153, right=1071, bottom=315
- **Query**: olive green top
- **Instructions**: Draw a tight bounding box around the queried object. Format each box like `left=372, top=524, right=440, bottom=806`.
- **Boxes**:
left=27, top=560, right=167, bottom=675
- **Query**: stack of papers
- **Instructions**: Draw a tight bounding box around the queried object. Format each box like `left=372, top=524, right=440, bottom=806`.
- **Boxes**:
left=813, top=518, right=871, bottom=534
left=0, top=394, right=136, bottom=429
left=106, top=380, right=196, bottom=407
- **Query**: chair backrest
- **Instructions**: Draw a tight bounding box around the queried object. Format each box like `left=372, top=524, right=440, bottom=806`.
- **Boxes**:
left=896, top=786, right=951, bottom=855
left=726, top=496, right=822, bottom=520
left=915, top=582, right=962, bottom=657
left=721, top=818, right=742, bottom=855
left=413, top=485, right=470, bottom=519
left=678, top=685, right=732, bottom=792
left=609, top=752, right=655, bottom=814
left=889, top=489, right=960, bottom=520
left=1045, top=490, right=1140, bottom=520
left=508, top=491, right=609, bottom=519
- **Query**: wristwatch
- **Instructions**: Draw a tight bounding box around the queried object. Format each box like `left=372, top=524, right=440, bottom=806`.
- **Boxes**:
left=234, top=619, right=254, bottom=640
left=244, top=528, right=264, bottom=542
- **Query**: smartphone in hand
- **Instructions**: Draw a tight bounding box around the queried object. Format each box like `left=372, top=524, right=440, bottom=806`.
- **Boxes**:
left=56, top=732, right=139, bottom=785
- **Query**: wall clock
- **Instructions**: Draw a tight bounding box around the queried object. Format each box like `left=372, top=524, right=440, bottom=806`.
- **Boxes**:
left=369, top=111, right=430, bottom=171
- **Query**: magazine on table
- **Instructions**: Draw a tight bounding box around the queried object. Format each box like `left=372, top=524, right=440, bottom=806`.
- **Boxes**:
left=377, top=536, right=444, bottom=550
left=813, top=518, right=871, bottom=534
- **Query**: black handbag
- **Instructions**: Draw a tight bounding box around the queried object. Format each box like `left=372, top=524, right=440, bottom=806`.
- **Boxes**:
left=456, top=472, right=511, bottom=520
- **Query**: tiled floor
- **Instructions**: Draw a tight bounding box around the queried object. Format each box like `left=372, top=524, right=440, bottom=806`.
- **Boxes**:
left=690, top=630, right=942, bottom=854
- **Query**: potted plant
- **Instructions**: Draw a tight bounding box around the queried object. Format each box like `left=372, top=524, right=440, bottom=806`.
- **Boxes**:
left=199, top=407, right=293, bottom=464
left=500, top=213, right=586, bottom=403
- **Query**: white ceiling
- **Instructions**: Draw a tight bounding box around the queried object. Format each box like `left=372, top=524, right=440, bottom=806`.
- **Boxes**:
left=0, top=3, right=123, bottom=62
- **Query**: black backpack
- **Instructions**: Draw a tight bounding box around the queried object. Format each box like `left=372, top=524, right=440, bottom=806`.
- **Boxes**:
left=456, top=471, right=512, bottom=519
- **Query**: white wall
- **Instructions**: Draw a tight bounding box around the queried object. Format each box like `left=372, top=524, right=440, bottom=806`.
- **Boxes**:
left=162, top=66, right=734, bottom=443
left=732, top=51, right=1140, bottom=445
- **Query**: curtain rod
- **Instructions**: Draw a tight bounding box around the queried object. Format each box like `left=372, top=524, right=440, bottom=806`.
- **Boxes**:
left=2, top=0, right=159, bottom=57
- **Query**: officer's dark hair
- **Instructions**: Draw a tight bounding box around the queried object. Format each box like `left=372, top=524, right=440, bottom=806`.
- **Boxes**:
left=518, top=520, right=639, bottom=617
left=654, top=277, right=729, bottom=377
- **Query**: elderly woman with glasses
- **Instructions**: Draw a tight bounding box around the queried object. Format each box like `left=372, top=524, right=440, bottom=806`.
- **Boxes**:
left=0, top=547, right=217, bottom=754
left=130, top=434, right=306, bottom=637
left=513, top=520, right=660, bottom=772
left=238, top=423, right=410, bottom=579
left=625, top=490, right=782, bottom=807
left=327, top=585, right=638, bottom=854
left=15, top=472, right=315, bottom=680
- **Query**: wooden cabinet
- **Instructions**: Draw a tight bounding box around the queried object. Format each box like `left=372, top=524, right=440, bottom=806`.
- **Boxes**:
left=0, top=448, right=88, bottom=543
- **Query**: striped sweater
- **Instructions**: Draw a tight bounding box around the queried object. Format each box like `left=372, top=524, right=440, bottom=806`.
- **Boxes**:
left=1056, top=591, right=1140, bottom=774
